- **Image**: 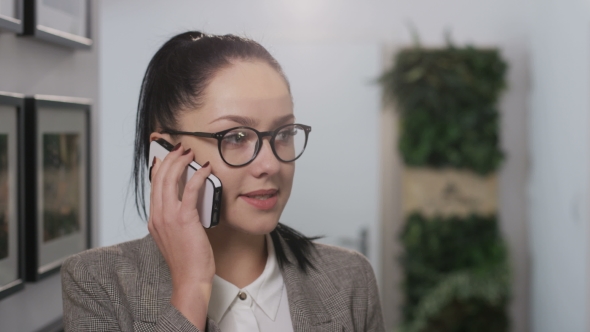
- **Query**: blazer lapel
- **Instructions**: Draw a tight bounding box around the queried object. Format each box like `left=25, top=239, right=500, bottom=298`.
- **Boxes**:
left=279, top=237, right=341, bottom=331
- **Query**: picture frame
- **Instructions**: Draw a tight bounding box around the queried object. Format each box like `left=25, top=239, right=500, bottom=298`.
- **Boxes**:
left=0, top=0, right=24, bottom=33
left=24, top=95, right=91, bottom=282
left=0, top=91, right=25, bottom=300
left=23, top=0, right=91, bottom=49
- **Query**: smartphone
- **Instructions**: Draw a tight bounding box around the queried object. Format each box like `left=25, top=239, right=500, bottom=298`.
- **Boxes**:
left=148, top=138, right=222, bottom=228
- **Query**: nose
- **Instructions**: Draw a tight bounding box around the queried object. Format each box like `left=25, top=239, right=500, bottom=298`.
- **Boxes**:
left=250, top=137, right=280, bottom=177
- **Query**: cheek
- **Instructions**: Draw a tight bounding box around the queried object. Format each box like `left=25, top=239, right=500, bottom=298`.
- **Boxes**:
left=281, top=165, right=295, bottom=195
left=180, top=136, right=220, bottom=166
left=193, top=146, right=220, bottom=166
left=214, top=166, right=244, bottom=203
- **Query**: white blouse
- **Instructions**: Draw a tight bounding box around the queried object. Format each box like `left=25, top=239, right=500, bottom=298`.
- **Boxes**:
left=207, top=234, right=294, bottom=332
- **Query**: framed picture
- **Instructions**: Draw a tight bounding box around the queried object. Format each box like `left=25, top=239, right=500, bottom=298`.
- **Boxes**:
left=23, top=0, right=91, bottom=49
left=24, top=95, right=90, bottom=281
left=0, top=0, right=24, bottom=33
left=0, top=92, right=25, bottom=300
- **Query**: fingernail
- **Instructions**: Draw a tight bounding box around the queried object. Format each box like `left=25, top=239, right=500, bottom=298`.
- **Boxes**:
left=202, top=161, right=210, bottom=167
left=149, top=157, right=156, bottom=182
left=172, top=143, right=182, bottom=151
left=182, top=148, right=192, bottom=155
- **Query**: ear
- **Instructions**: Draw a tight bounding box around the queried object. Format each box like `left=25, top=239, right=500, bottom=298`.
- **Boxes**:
left=149, top=131, right=177, bottom=145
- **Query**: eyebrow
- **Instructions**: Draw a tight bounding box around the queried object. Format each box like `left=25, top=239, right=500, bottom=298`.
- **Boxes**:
left=209, top=114, right=295, bottom=127
left=209, top=115, right=257, bottom=126
left=272, top=114, right=296, bottom=126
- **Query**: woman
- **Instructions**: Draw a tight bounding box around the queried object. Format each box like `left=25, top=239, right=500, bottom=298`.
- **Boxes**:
left=62, top=31, right=384, bottom=332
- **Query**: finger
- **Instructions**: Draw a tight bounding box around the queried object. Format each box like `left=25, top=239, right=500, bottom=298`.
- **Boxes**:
left=149, top=156, right=163, bottom=229
left=152, top=143, right=183, bottom=210
left=149, top=156, right=160, bottom=214
left=179, top=161, right=211, bottom=215
left=151, top=143, right=182, bottom=225
left=161, top=147, right=195, bottom=212
left=151, top=143, right=182, bottom=193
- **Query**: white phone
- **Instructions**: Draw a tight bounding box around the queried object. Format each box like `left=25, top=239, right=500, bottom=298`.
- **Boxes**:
left=148, top=138, right=222, bottom=228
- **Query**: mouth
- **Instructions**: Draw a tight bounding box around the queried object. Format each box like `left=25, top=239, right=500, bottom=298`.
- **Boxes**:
left=240, top=189, right=279, bottom=210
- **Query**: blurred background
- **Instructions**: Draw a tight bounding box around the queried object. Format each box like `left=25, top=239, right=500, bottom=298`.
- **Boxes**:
left=1, top=0, right=589, bottom=331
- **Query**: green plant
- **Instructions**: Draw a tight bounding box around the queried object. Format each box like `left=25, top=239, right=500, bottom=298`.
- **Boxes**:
left=399, top=213, right=510, bottom=332
left=379, top=46, right=507, bottom=175
left=379, top=43, right=511, bottom=331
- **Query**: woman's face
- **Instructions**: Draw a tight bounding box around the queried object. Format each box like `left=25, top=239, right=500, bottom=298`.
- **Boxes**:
left=152, top=60, right=295, bottom=235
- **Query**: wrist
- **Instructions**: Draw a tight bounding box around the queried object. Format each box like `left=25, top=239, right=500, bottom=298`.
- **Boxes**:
left=171, top=282, right=212, bottom=331
left=172, top=281, right=212, bottom=300
left=171, top=270, right=214, bottom=290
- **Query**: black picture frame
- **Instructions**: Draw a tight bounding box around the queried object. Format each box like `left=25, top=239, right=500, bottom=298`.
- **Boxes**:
left=23, top=0, right=91, bottom=49
left=0, top=91, right=25, bottom=300
left=24, top=95, right=91, bottom=282
left=0, top=0, right=24, bottom=33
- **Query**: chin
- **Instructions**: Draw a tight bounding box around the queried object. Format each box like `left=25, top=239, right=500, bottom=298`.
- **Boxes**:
left=222, top=212, right=281, bottom=235
left=218, top=197, right=287, bottom=235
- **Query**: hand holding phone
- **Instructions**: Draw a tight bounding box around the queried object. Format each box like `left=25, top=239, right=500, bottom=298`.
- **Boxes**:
left=149, top=138, right=222, bottom=228
left=148, top=140, right=217, bottom=330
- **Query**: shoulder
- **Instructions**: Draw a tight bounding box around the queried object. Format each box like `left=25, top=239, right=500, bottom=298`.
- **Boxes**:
left=289, top=242, right=384, bottom=329
left=308, top=242, right=376, bottom=286
left=312, top=242, right=373, bottom=270
left=60, top=237, right=149, bottom=325
left=61, top=236, right=148, bottom=282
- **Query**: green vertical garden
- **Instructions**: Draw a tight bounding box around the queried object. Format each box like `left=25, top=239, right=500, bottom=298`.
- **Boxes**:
left=380, top=45, right=511, bottom=332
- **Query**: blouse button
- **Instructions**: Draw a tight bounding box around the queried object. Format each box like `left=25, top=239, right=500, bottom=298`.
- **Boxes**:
left=238, top=291, right=247, bottom=300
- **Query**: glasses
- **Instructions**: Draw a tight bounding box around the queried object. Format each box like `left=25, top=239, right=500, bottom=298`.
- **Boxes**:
left=161, top=123, right=312, bottom=167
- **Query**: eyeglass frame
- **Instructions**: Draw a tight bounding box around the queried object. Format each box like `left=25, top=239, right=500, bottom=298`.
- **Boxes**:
left=160, top=123, right=312, bottom=167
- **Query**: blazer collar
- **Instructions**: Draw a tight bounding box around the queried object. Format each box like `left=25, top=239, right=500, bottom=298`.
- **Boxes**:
left=135, top=233, right=338, bottom=330
left=277, top=235, right=337, bottom=329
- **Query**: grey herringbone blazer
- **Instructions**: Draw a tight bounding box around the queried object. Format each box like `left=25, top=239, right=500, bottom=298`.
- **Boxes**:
left=61, top=234, right=384, bottom=331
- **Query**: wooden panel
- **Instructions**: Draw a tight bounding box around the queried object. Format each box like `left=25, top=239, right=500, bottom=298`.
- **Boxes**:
left=403, top=167, right=497, bottom=217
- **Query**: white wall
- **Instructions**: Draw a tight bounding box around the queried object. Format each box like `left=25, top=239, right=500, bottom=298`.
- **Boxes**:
left=529, top=0, right=590, bottom=331
left=98, top=1, right=530, bottom=331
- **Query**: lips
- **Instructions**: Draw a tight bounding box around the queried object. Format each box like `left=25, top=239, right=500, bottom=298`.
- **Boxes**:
left=240, top=189, right=279, bottom=210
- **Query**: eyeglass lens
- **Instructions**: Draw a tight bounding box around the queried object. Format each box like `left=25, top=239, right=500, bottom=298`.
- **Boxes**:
left=220, top=124, right=307, bottom=166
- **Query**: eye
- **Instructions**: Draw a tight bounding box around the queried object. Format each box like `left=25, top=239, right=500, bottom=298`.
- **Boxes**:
left=276, top=127, right=298, bottom=141
left=223, top=131, right=247, bottom=144
left=222, top=129, right=257, bottom=147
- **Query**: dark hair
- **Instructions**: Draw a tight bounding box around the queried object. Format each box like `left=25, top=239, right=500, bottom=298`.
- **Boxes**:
left=132, top=31, right=319, bottom=272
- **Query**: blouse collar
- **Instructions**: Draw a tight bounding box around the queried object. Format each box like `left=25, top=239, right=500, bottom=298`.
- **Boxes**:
left=208, top=233, right=284, bottom=323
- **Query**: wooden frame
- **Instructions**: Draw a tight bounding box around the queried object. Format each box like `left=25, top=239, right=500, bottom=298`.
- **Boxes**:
left=0, top=0, right=24, bottom=33
left=23, top=0, right=92, bottom=49
left=24, top=95, right=91, bottom=281
left=0, top=91, right=25, bottom=300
